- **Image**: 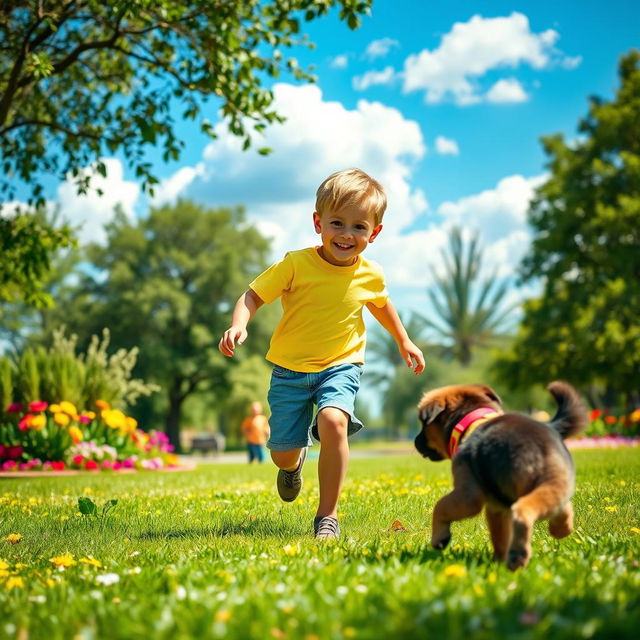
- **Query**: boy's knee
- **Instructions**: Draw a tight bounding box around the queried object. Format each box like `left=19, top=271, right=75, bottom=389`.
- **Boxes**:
left=317, top=407, right=349, bottom=438
left=270, top=448, right=302, bottom=470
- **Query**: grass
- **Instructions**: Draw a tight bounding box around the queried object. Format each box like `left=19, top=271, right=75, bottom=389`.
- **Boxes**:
left=1, top=448, right=639, bottom=639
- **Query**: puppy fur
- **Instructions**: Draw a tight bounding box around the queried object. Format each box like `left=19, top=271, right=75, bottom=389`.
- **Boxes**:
left=415, top=381, right=587, bottom=570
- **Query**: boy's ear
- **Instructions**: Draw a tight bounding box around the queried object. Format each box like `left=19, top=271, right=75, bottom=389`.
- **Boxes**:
left=368, top=224, right=383, bottom=243
left=313, top=211, right=322, bottom=234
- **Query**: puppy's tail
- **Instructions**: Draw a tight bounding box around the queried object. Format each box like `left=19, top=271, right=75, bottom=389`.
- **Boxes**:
left=547, top=381, right=588, bottom=439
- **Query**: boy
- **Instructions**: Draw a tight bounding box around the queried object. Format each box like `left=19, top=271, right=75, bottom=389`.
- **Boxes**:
left=219, top=168, right=425, bottom=539
left=241, top=401, right=270, bottom=463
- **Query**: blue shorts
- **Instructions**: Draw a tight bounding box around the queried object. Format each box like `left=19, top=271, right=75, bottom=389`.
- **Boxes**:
left=266, top=363, right=364, bottom=451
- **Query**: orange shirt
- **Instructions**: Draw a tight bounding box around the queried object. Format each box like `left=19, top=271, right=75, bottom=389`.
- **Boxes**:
left=241, top=415, right=270, bottom=445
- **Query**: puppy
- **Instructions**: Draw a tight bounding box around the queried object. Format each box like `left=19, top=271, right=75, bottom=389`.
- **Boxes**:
left=415, top=381, right=587, bottom=570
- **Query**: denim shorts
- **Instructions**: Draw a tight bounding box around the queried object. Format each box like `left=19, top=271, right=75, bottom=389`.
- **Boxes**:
left=266, top=362, right=364, bottom=451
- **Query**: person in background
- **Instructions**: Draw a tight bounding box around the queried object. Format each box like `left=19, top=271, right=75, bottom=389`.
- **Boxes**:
left=241, top=401, right=270, bottom=463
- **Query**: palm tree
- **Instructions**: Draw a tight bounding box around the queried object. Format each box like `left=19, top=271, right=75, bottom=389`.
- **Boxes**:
left=418, top=226, right=514, bottom=366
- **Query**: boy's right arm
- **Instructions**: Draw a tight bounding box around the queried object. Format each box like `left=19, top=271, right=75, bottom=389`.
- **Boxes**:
left=218, top=289, right=264, bottom=357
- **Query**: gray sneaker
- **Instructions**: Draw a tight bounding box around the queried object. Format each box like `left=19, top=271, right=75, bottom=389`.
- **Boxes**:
left=314, top=516, right=340, bottom=540
left=276, top=448, right=307, bottom=502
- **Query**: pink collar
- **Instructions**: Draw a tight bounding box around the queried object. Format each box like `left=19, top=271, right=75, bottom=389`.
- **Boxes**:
left=448, top=407, right=502, bottom=458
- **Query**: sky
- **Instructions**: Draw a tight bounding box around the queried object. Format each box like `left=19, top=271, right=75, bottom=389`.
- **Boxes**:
left=12, top=0, right=640, bottom=321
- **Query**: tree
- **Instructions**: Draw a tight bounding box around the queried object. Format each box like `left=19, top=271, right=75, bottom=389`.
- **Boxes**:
left=0, top=0, right=372, bottom=207
left=56, top=200, right=277, bottom=449
left=418, top=226, right=514, bottom=366
left=0, top=207, right=74, bottom=307
left=495, top=51, right=640, bottom=409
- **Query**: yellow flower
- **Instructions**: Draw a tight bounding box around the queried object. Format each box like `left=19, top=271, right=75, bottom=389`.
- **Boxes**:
left=604, top=505, right=618, bottom=513
left=31, top=414, right=46, bottom=430
left=215, top=610, right=231, bottom=623
left=96, top=399, right=110, bottom=410
left=49, top=403, right=61, bottom=413
left=123, top=416, right=138, bottom=434
left=443, top=564, right=467, bottom=578
left=5, top=576, right=24, bottom=590
left=282, top=544, right=299, bottom=556
left=84, top=411, right=96, bottom=420
left=79, top=557, right=102, bottom=568
left=102, top=409, right=126, bottom=430
left=630, top=527, right=640, bottom=535
left=54, top=412, right=70, bottom=427
left=5, top=533, right=22, bottom=544
left=50, top=553, right=76, bottom=568
left=68, top=425, right=83, bottom=444
left=59, top=401, right=77, bottom=415
left=0, top=560, right=9, bottom=570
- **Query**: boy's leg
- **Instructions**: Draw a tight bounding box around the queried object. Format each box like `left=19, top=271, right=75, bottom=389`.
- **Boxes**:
left=316, top=406, right=349, bottom=519
left=271, top=448, right=304, bottom=471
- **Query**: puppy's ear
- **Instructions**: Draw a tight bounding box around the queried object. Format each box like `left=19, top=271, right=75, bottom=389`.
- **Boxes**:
left=479, top=385, right=502, bottom=405
left=419, top=402, right=445, bottom=425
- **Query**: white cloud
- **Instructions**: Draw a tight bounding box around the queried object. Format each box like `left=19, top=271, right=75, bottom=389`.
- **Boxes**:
left=171, top=83, right=426, bottom=243
left=150, top=164, right=205, bottom=207
left=56, top=158, right=140, bottom=245
left=352, top=66, right=397, bottom=91
left=402, top=12, right=568, bottom=104
left=330, top=54, right=349, bottom=69
left=486, top=77, right=528, bottom=103
left=365, top=37, right=400, bottom=59
left=435, top=136, right=460, bottom=155
left=561, top=55, right=582, bottom=70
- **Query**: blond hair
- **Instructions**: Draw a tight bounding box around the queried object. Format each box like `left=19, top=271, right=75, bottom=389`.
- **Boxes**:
left=315, top=168, right=387, bottom=224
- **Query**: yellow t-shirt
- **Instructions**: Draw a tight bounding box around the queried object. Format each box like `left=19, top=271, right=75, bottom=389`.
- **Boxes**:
left=249, top=247, right=388, bottom=372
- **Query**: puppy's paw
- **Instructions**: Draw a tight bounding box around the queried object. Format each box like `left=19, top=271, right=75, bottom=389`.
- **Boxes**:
left=506, top=547, right=530, bottom=571
left=431, top=534, right=451, bottom=550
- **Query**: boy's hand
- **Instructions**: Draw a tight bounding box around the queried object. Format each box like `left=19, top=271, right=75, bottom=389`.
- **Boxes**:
left=399, top=339, right=425, bottom=375
left=218, top=326, right=248, bottom=357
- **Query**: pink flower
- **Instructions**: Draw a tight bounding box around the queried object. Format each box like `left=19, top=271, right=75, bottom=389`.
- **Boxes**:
left=9, top=446, right=23, bottom=458
left=19, top=462, right=29, bottom=471
left=72, top=455, right=84, bottom=466
left=101, top=460, right=113, bottom=469
left=2, top=460, right=17, bottom=471
left=28, top=401, right=48, bottom=412
left=5, top=402, right=22, bottom=413
left=85, top=460, right=98, bottom=470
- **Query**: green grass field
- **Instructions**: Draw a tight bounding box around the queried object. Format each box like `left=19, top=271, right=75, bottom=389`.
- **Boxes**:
left=1, top=448, right=639, bottom=639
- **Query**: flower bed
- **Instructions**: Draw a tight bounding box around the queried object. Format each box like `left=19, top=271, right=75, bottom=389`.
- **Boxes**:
left=0, top=400, right=178, bottom=473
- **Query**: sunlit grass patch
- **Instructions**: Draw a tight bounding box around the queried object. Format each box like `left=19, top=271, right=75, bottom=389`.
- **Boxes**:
left=1, top=449, right=639, bottom=639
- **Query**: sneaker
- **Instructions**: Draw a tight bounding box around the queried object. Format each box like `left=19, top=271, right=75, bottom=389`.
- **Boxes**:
left=277, top=448, right=307, bottom=502
left=314, top=515, right=340, bottom=540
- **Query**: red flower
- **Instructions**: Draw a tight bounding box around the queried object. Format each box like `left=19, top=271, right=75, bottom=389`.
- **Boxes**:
left=85, top=460, right=99, bottom=470
left=605, top=416, right=617, bottom=424
left=51, top=461, right=65, bottom=471
left=5, top=402, right=22, bottom=413
left=72, top=455, right=84, bottom=466
left=589, top=409, right=601, bottom=421
left=28, top=401, right=48, bottom=412
left=18, top=414, right=33, bottom=431
left=8, top=446, right=23, bottom=458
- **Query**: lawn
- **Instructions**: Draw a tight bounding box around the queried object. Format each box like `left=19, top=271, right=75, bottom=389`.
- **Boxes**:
left=1, top=448, right=639, bottom=639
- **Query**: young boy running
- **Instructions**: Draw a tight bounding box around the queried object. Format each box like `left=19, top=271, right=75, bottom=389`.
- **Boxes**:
left=219, top=168, right=425, bottom=539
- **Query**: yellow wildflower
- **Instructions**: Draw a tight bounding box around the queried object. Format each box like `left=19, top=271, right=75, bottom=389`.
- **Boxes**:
left=50, top=553, right=76, bottom=568
left=444, top=564, right=467, bottom=578
left=5, top=576, right=24, bottom=590
left=79, top=557, right=102, bottom=568
left=54, top=412, right=70, bottom=427
left=630, top=527, right=640, bottom=535
left=0, top=560, right=9, bottom=570
left=283, top=544, right=299, bottom=556
left=215, top=610, right=231, bottom=623
left=49, top=403, right=61, bottom=413
left=5, top=533, right=22, bottom=544
left=604, top=505, right=618, bottom=513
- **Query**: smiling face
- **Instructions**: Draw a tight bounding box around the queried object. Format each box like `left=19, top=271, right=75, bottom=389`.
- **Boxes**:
left=313, top=204, right=383, bottom=266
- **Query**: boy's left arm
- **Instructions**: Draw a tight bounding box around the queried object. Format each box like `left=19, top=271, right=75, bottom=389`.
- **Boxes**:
left=366, top=300, right=425, bottom=374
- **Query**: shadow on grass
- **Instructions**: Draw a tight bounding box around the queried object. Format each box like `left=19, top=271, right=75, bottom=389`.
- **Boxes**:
left=136, top=517, right=293, bottom=540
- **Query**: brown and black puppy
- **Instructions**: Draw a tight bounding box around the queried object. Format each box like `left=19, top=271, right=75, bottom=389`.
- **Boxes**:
left=415, top=381, right=587, bottom=570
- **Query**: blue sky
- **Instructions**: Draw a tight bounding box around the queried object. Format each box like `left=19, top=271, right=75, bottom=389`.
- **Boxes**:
left=14, top=0, right=640, bottom=319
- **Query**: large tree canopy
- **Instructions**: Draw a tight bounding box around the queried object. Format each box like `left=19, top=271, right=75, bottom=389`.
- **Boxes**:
left=0, top=0, right=372, bottom=206
left=495, top=51, right=640, bottom=407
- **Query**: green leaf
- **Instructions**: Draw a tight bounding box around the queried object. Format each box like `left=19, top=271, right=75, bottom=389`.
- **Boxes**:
left=102, top=499, right=118, bottom=518
left=78, top=496, right=97, bottom=516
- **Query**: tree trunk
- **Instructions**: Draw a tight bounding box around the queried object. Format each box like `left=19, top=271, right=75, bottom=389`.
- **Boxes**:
left=165, top=390, right=184, bottom=453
